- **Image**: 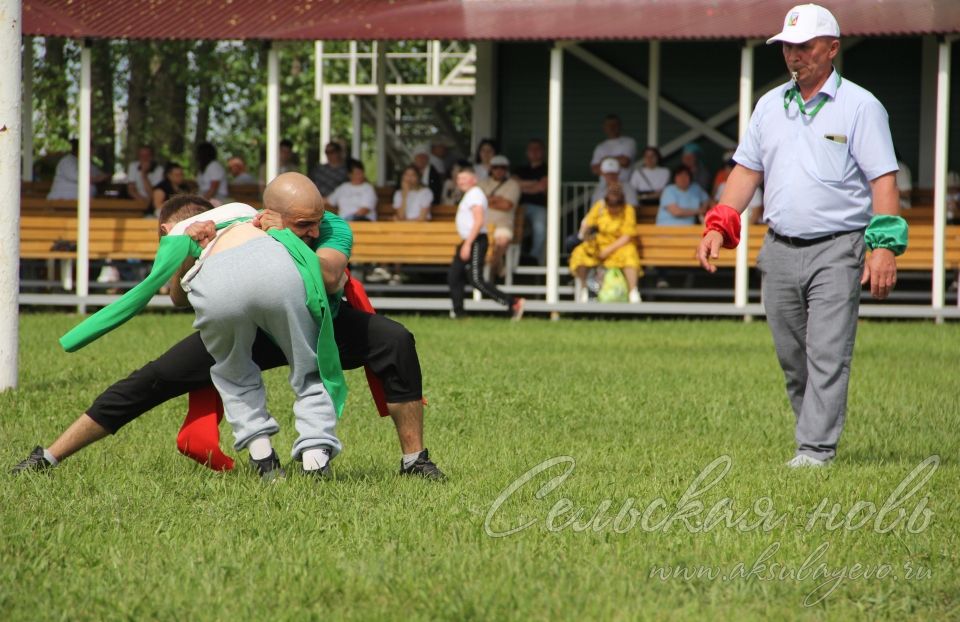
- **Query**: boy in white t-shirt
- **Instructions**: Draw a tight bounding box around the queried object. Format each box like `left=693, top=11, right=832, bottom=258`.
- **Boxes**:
left=447, top=167, right=524, bottom=320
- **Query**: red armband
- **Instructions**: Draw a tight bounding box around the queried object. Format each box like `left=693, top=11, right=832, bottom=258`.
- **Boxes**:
left=702, top=203, right=742, bottom=249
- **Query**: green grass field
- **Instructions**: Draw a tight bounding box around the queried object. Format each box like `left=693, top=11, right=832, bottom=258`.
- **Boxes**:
left=2, top=313, right=958, bottom=621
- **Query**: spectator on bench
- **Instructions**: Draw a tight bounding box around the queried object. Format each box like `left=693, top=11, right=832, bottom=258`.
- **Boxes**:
left=592, top=157, right=638, bottom=207
left=473, top=138, right=498, bottom=183
left=479, top=155, right=521, bottom=281
left=151, top=162, right=190, bottom=218
left=328, top=160, right=378, bottom=222
left=126, top=144, right=164, bottom=208
left=657, top=165, right=710, bottom=226
left=309, top=141, right=349, bottom=198
left=629, top=146, right=670, bottom=206
left=590, top=113, right=636, bottom=186
left=513, top=138, right=548, bottom=265
left=227, top=156, right=257, bottom=185
left=680, top=142, right=713, bottom=195
left=570, top=183, right=642, bottom=304
left=412, top=144, right=445, bottom=206
left=47, top=139, right=109, bottom=200
left=394, top=165, right=433, bottom=222
left=196, top=141, right=229, bottom=204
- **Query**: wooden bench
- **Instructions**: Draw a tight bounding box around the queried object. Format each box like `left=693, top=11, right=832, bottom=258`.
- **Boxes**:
left=20, top=216, right=161, bottom=290
left=352, top=204, right=526, bottom=283
left=21, top=196, right=149, bottom=218
left=633, top=224, right=960, bottom=271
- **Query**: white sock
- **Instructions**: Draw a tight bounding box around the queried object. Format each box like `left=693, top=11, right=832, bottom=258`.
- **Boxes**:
left=302, top=447, right=331, bottom=471
left=248, top=435, right=274, bottom=460
left=42, top=448, right=59, bottom=466
left=402, top=450, right=423, bottom=469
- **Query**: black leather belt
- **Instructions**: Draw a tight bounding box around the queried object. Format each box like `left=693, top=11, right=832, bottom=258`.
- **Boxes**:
left=770, top=229, right=860, bottom=247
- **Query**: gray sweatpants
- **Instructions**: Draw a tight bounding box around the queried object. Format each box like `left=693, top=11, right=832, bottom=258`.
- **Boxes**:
left=758, top=230, right=865, bottom=461
left=187, top=237, right=340, bottom=460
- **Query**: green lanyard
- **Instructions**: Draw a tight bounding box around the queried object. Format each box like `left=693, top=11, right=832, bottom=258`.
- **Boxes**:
left=783, top=71, right=842, bottom=118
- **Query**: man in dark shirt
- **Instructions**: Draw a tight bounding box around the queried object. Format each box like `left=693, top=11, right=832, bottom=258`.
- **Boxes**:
left=308, top=142, right=349, bottom=197
left=512, top=139, right=548, bottom=264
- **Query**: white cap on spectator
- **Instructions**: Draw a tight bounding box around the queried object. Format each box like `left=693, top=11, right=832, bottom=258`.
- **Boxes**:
left=412, top=144, right=430, bottom=156
left=490, top=155, right=510, bottom=167
left=767, top=4, right=840, bottom=45
left=600, top=158, right=620, bottom=174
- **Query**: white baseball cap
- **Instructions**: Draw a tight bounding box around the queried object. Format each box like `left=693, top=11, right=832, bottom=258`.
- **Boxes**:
left=600, top=158, right=620, bottom=174
left=767, top=4, right=840, bottom=45
left=489, top=155, right=510, bottom=167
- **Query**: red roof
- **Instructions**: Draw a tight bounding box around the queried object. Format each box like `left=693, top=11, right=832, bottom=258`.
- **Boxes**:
left=23, top=0, right=960, bottom=41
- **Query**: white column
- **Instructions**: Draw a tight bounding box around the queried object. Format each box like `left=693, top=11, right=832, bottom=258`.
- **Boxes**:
left=647, top=40, right=660, bottom=147
left=735, top=42, right=754, bottom=312
left=314, top=41, right=326, bottom=162
left=21, top=35, right=33, bottom=182
left=266, top=43, right=280, bottom=183
left=0, top=0, right=22, bottom=390
left=375, top=42, right=387, bottom=185
left=348, top=41, right=361, bottom=159
left=431, top=40, right=442, bottom=86
left=472, top=41, right=496, bottom=155
left=77, top=42, right=92, bottom=313
left=932, top=37, right=954, bottom=314
left=320, top=91, right=331, bottom=164
left=546, top=44, right=564, bottom=307
left=351, top=97, right=362, bottom=160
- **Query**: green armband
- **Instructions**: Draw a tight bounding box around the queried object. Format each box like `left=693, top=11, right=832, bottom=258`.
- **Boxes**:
left=864, top=215, right=908, bottom=256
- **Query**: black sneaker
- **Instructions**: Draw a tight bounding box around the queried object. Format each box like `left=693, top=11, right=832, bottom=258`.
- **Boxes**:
left=11, top=446, right=55, bottom=475
left=400, top=448, right=445, bottom=480
left=304, top=463, right=332, bottom=479
left=300, top=447, right=332, bottom=479
left=249, top=450, right=286, bottom=482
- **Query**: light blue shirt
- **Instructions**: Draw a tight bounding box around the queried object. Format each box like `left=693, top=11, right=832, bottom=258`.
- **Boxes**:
left=657, top=183, right=709, bottom=226
left=734, top=69, right=897, bottom=238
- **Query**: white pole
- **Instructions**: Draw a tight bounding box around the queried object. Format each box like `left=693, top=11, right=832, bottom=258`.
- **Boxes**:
left=932, top=37, right=953, bottom=315
left=320, top=90, right=331, bottom=164
left=315, top=41, right=325, bottom=162
left=0, top=0, right=22, bottom=390
left=735, top=42, right=754, bottom=313
left=431, top=40, right=441, bottom=86
left=351, top=97, right=362, bottom=160
left=375, top=42, right=387, bottom=186
left=21, top=35, right=33, bottom=182
left=647, top=40, right=660, bottom=147
left=77, top=42, right=92, bottom=314
left=266, top=43, right=280, bottom=183
left=546, top=43, right=564, bottom=309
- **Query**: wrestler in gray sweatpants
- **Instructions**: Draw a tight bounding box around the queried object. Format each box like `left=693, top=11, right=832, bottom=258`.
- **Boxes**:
left=187, top=236, right=340, bottom=460
left=758, top=230, right=865, bottom=461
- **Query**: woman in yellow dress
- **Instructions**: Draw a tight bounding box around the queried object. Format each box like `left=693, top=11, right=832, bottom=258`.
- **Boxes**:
left=569, top=183, right=642, bottom=303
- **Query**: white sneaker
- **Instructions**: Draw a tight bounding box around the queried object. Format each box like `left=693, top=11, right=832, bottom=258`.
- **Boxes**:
left=576, top=288, right=589, bottom=303
left=96, top=265, right=120, bottom=283
left=629, top=289, right=641, bottom=304
left=785, top=454, right=832, bottom=468
left=366, top=266, right=392, bottom=283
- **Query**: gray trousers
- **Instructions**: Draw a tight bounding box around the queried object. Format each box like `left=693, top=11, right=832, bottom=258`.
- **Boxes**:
left=187, top=237, right=340, bottom=460
left=758, top=230, right=865, bottom=460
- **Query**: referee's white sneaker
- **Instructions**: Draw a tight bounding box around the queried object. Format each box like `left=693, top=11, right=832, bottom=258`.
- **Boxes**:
left=629, top=289, right=642, bottom=304
left=786, top=454, right=832, bottom=468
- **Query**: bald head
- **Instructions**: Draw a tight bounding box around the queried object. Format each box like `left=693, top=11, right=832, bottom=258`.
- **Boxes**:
left=263, top=172, right=325, bottom=216
left=263, top=172, right=326, bottom=242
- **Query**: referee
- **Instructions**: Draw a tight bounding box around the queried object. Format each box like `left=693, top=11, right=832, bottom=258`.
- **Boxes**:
left=697, top=4, right=907, bottom=467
